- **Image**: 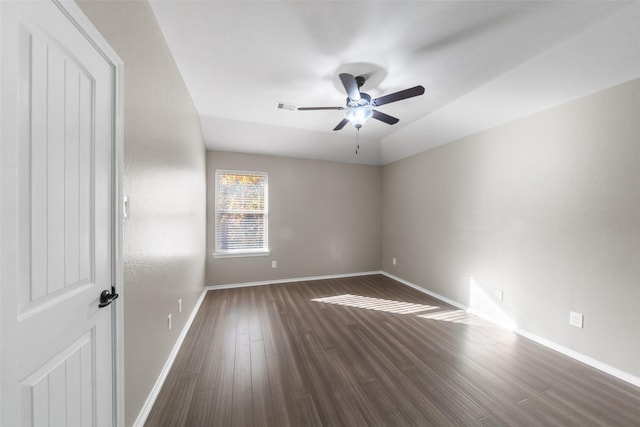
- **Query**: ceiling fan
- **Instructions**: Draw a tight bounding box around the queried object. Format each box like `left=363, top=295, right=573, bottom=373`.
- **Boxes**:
left=279, top=73, right=425, bottom=131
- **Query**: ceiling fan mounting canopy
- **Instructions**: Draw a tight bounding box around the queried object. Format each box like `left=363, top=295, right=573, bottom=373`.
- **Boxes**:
left=283, top=72, right=425, bottom=131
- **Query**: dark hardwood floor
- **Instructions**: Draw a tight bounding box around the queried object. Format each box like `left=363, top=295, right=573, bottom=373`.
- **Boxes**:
left=145, top=274, right=640, bottom=426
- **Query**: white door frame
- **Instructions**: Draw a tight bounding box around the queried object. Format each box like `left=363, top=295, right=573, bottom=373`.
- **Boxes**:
left=0, top=0, right=3, bottom=421
left=0, top=1, right=124, bottom=425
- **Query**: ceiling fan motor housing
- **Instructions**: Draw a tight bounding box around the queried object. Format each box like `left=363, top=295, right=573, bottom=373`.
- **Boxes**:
left=347, top=92, right=371, bottom=108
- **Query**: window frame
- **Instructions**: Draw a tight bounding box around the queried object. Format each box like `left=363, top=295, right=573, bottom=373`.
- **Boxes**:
left=213, top=169, right=270, bottom=258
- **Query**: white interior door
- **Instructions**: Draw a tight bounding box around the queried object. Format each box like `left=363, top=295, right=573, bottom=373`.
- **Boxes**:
left=1, top=1, right=120, bottom=426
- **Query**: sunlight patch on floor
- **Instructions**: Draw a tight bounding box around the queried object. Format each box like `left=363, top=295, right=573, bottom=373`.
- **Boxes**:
left=417, top=309, right=481, bottom=324
left=311, top=294, right=439, bottom=315
left=311, top=285, right=515, bottom=328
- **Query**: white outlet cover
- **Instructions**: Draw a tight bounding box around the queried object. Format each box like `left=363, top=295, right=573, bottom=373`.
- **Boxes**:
left=168, top=314, right=172, bottom=330
left=569, top=311, right=584, bottom=328
left=272, top=260, right=277, bottom=268
left=392, top=257, right=397, bottom=265
left=496, top=290, right=504, bottom=302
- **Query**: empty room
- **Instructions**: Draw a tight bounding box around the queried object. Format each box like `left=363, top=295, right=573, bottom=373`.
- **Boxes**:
left=1, top=1, right=640, bottom=426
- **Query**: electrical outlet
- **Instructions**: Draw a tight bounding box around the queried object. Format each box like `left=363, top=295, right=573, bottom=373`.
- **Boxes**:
left=496, top=290, right=503, bottom=302
left=569, top=311, right=584, bottom=328
left=167, top=314, right=172, bottom=331
left=272, top=260, right=277, bottom=269
left=178, top=299, right=182, bottom=314
left=392, top=257, right=397, bottom=265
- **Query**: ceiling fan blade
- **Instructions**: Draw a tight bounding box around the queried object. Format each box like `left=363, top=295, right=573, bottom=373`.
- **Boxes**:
left=297, top=106, right=345, bottom=111
left=372, top=85, right=425, bottom=107
left=372, top=110, right=400, bottom=125
left=333, top=118, right=349, bottom=131
left=339, top=73, right=361, bottom=101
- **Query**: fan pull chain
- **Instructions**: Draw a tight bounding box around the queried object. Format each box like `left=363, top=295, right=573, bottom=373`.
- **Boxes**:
left=355, top=128, right=360, bottom=155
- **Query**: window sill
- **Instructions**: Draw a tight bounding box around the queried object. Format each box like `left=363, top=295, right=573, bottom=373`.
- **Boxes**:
left=213, top=250, right=271, bottom=259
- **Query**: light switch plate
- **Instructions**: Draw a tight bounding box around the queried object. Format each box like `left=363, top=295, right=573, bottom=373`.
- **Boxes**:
left=123, top=196, right=129, bottom=218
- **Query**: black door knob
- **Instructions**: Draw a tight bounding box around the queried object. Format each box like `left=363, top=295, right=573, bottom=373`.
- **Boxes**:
left=99, top=288, right=119, bottom=308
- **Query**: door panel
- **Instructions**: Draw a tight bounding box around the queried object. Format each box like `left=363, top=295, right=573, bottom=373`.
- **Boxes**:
left=1, top=1, right=118, bottom=426
left=22, top=29, right=96, bottom=315
left=20, top=330, right=95, bottom=427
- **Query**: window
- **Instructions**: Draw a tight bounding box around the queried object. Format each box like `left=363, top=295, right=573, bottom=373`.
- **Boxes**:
left=214, top=170, right=269, bottom=257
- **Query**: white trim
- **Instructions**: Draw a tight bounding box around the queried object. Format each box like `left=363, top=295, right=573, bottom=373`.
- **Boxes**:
left=515, top=329, right=640, bottom=388
left=381, top=271, right=640, bottom=390
left=382, top=271, right=516, bottom=329
left=0, top=4, right=3, bottom=423
left=213, top=249, right=270, bottom=259
left=113, top=56, right=125, bottom=427
left=381, top=272, right=470, bottom=313
left=133, top=269, right=640, bottom=427
left=132, top=289, right=208, bottom=427
left=206, top=271, right=382, bottom=291
left=133, top=270, right=379, bottom=426
left=214, top=169, right=269, bottom=254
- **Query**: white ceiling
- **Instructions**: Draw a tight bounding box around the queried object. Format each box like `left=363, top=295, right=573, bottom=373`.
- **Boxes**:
left=149, top=1, right=640, bottom=165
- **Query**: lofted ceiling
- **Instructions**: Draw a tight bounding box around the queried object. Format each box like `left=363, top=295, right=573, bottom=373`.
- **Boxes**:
left=149, top=1, right=640, bottom=165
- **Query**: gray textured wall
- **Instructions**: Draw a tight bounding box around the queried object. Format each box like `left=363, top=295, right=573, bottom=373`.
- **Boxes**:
left=206, top=151, right=382, bottom=285
left=76, top=2, right=207, bottom=425
left=382, top=78, right=640, bottom=378
left=72, top=2, right=640, bottom=420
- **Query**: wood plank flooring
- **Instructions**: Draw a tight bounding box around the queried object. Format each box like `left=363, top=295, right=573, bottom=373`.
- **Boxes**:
left=145, top=274, right=640, bottom=426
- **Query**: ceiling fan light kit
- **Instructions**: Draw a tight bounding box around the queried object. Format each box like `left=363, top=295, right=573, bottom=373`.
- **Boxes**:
left=344, top=106, right=373, bottom=129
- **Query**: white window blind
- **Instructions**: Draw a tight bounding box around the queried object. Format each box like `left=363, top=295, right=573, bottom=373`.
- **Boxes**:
left=215, top=170, right=268, bottom=255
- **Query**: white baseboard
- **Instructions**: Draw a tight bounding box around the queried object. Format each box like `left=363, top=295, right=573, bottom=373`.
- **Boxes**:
left=132, top=289, right=208, bottom=427
left=381, top=271, right=640, bottom=390
left=206, top=270, right=382, bottom=291
left=132, top=270, right=380, bottom=426
left=381, top=271, right=471, bottom=312
left=133, top=269, right=639, bottom=427
left=381, top=271, right=516, bottom=328
left=515, top=329, right=640, bottom=388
